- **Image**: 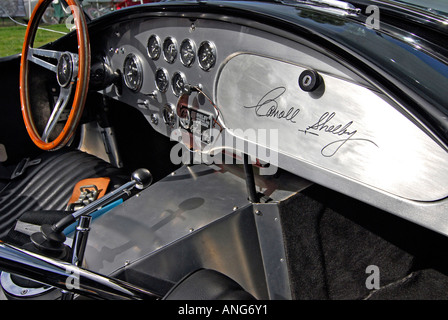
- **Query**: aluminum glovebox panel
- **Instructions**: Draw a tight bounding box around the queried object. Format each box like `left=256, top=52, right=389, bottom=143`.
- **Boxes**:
left=215, top=53, right=448, bottom=202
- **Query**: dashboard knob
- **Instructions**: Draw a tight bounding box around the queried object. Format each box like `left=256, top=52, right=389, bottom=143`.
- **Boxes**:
left=299, top=69, right=322, bottom=92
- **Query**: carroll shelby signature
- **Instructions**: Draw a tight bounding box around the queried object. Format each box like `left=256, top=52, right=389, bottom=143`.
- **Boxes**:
left=299, top=111, right=378, bottom=157
left=243, top=87, right=300, bottom=123
left=244, top=87, right=378, bottom=157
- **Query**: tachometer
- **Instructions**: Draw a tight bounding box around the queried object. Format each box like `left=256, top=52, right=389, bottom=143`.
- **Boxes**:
left=198, top=41, right=216, bottom=71
left=180, top=39, right=196, bottom=67
left=123, top=53, right=143, bottom=92
left=155, top=67, right=169, bottom=93
left=163, top=37, right=178, bottom=64
left=147, top=34, right=161, bottom=60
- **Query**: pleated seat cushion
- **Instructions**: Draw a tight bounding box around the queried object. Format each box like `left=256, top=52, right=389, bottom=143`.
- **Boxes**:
left=0, top=148, right=127, bottom=240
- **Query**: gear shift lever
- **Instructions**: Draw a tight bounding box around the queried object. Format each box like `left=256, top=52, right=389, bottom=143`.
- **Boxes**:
left=27, top=168, right=153, bottom=259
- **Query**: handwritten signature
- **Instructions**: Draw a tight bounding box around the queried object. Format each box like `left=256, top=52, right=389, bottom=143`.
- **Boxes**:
left=299, top=111, right=378, bottom=157
left=243, top=88, right=378, bottom=157
left=243, top=87, right=301, bottom=123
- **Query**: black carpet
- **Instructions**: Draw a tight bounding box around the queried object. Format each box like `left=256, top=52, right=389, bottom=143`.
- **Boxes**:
left=279, top=185, right=448, bottom=300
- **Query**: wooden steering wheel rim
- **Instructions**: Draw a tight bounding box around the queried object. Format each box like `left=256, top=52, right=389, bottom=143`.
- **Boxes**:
left=20, top=0, right=90, bottom=150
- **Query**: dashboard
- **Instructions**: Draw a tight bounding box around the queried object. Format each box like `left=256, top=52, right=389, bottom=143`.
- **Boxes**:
left=98, top=16, right=364, bottom=141
left=95, top=15, right=448, bottom=206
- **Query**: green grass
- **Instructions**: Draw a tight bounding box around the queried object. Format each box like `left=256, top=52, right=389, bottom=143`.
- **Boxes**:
left=0, top=24, right=69, bottom=58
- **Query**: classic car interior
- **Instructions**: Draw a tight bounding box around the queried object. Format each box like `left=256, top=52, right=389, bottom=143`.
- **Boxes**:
left=0, top=0, right=448, bottom=300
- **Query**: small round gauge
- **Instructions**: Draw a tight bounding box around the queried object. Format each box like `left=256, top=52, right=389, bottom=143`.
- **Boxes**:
left=147, top=34, right=161, bottom=60
left=155, top=68, right=169, bottom=93
left=180, top=39, right=196, bottom=67
left=162, top=104, right=176, bottom=127
left=163, top=37, right=178, bottom=64
left=123, top=53, right=143, bottom=92
left=198, top=41, right=217, bottom=71
left=171, top=71, right=188, bottom=97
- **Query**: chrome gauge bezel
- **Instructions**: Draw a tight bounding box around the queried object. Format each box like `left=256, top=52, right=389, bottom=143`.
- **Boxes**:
left=198, top=41, right=217, bottom=71
left=163, top=37, right=178, bottom=64
left=171, top=71, right=188, bottom=97
left=123, top=53, right=143, bottom=92
left=147, top=34, right=161, bottom=60
left=180, top=39, right=196, bottom=67
left=155, top=67, right=169, bottom=93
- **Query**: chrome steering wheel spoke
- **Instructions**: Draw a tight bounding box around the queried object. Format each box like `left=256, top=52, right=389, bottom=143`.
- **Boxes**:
left=27, top=48, right=64, bottom=73
left=28, top=48, right=79, bottom=77
left=41, top=85, right=73, bottom=142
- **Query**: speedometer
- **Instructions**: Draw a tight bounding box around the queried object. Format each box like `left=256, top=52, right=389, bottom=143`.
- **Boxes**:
left=123, top=53, right=143, bottom=92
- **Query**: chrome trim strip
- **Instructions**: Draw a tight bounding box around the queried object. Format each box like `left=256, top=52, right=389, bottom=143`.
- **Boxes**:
left=0, top=242, right=160, bottom=300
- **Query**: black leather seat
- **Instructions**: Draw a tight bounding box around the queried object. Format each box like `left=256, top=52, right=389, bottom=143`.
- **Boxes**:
left=0, top=148, right=127, bottom=245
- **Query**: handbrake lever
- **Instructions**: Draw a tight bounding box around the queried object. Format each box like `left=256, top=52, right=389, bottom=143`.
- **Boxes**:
left=27, top=168, right=153, bottom=259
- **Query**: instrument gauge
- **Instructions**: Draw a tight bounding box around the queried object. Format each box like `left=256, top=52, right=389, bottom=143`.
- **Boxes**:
left=163, top=37, right=178, bottom=64
left=180, top=39, right=196, bottom=67
left=171, top=71, right=188, bottom=97
left=155, top=68, right=169, bottom=93
left=198, top=41, right=216, bottom=71
left=147, top=34, right=161, bottom=60
left=123, top=53, right=143, bottom=92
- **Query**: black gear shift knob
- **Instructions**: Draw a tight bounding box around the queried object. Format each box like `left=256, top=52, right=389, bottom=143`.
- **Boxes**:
left=131, top=168, right=153, bottom=189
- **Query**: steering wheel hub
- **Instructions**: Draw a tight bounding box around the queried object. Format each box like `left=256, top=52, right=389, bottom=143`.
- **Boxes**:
left=56, top=53, right=74, bottom=88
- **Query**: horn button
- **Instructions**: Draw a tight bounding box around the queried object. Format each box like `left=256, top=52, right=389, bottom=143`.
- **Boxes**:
left=57, top=53, right=74, bottom=87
